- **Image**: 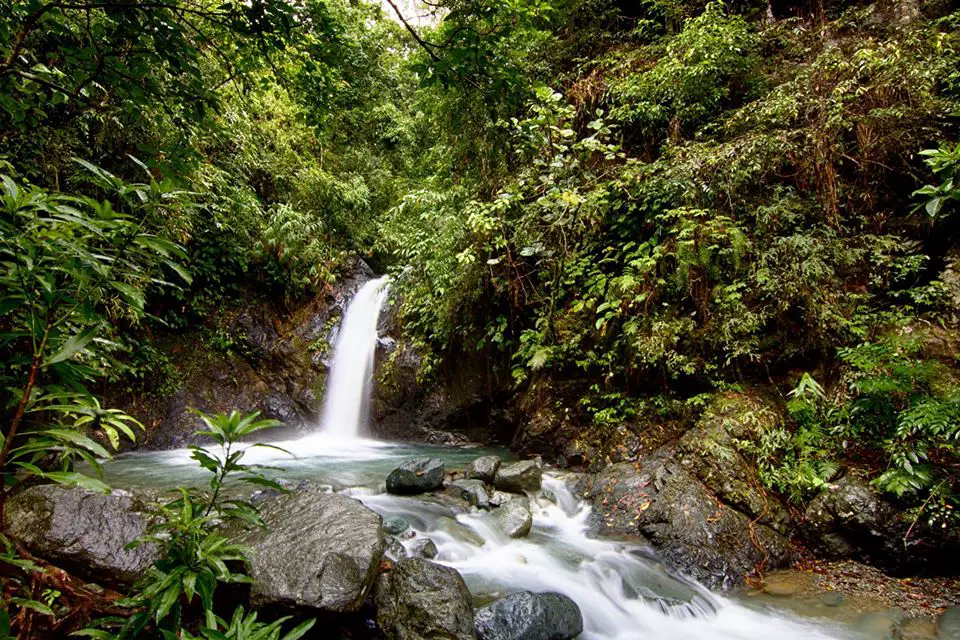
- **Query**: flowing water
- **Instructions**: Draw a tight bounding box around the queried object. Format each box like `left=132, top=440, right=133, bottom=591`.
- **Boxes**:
left=95, top=276, right=866, bottom=639
left=319, top=275, right=390, bottom=438
left=98, top=440, right=859, bottom=640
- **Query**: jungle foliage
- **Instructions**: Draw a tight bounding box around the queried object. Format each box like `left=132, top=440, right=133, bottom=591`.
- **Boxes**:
left=2, top=0, right=960, bottom=633
left=379, top=0, right=960, bottom=527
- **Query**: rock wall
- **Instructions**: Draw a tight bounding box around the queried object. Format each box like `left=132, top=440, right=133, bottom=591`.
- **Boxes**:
left=112, top=260, right=376, bottom=449
left=575, top=392, right=795, bottom=590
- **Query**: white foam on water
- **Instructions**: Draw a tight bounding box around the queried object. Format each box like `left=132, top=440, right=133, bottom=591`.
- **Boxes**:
left=362, top=475, right=854, bottom=640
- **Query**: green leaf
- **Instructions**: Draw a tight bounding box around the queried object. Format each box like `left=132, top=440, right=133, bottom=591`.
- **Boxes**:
left=163, top=259, right=193, bottom=285
left=44, top=428, right=111, bottom=458
left=11, top=597, right=54, bottom=616
left=46, top=327, right=99, bottom=365
left=182, top=571, right=197, bottom=603
left=110, top=281, right=145, bottom=310
left=283, top=619, right=317, bottom=640
left=42, top=471, right=110, bottom=493
left=154, top=583, right=181, bottom=622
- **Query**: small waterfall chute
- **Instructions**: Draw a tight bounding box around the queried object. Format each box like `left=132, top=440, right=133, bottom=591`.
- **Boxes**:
left=319, top=275, right=390, bottom=439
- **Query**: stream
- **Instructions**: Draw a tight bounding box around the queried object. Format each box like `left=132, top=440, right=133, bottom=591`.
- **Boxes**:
left=93, top=276, right=864, bottom=638
left=96, top=435, right=861, bottom=640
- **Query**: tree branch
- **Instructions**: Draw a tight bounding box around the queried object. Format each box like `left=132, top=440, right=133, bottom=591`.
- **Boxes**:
left=382, top=0, right=442, bottom=61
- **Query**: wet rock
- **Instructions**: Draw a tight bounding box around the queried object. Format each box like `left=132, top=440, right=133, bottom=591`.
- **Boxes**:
left=375, top=558, right=476, bottom=640
left=409, top=537, right=439, bottom=559
left=465, top=456, right=501, bottom=484
left=384, top=516, right=410, bottom=535
left=243, top=490, right=384, bottom=612
left=856, top=609, right=907, bottom=640
left=386, top=457, right=445, bottom=495
left=490, top=491, right=516, bottom=508
left=539, top=489, right=557, bottom=504
left=438, top=486, right=475, bottom=513
left=577, top=452, right=793, bottom=590
left=236, top=309, right=279, bottom=355
left=819, top=591, right=845, bottom=607
left=3, top=485, right=159, bottom=586
left=803, top=474, right=911, bottom=573
left=676, top=393, right=791, bottom=534
left=492, top=499, right=533, bottom=539
left=938, top=606, right=960, bottom=640
left=474, top=591, right=583, bottom=640
left=495, top=461, right=542, bottom=493
left=452, top=479, right=491, bottom=509
left=618, top=555, right=716, bottom=616
left=262, top=392, right=301, bottom=424
left=386, top=536, right=408, bottom=561
left=806, top=473, right=960, bottom=574
left=435, top=517, right=486, bottom=547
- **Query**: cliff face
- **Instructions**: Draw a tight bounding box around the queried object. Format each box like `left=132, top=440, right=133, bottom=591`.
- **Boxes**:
left=108, top=261, right=376, bottom=449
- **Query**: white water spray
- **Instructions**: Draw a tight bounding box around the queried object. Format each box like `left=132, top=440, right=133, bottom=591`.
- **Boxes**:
left=319, top=275, right=390, bottom=438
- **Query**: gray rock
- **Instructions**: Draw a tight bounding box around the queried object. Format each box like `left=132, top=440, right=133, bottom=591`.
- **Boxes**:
left=384, top=516, right=410, bottom=535
left=675, top=394, right=791, bottom=534
left=386, top=536, right=408, bottom=561
left=474, top=591, right=583, bottom=640
left=495, top=461, right=542, bottom=493
left=375, top=558, right=476, bottom=640
left=819, top=592, right=845, bottom=607
left=387, top=457, right=445, bottom=495
left=804, top=475, right=899, bottom=565
left=465, top=456, right=501, bottom=483
left=410, top=537, right=439, bottom=559
left=493, top=499, right=533, bottom=539
left=805, top=469, right=960, bottom=575
left=939, top=606, right=960, bottom=640
left=243, top=490, right=384, bottom=612
left=490, top=491, right=516, bottom=508
left=577, top=451, right=793, bottom=590
left=452, top=479, right=491, bottom=509
left=3, top=485, right=159, bottom=586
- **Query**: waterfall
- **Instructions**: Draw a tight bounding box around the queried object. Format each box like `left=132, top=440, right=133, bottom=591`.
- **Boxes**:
left=319, top=275, right=390, bottom=438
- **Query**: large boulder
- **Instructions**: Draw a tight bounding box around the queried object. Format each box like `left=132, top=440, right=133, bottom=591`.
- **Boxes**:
left=243, top=489, right=385, bottom=612
left=474, top=592, right=583, bottom=640
left=386, top=458, right=445, bottom=495
left=802, top=474, right=960, bottom=575
left=492, top=499, right=533, bottom=539
left=675, top=393, right=791, bottom=534
left=3, top=485, right=159, bottom=586
left=375, top=558, right=476, bottom=640
left=803, top=474, right=895, bottom=563
left=577, top=451, right=793, bottom=590
left=464, top=456, right=501, bottom=484
left=494, top=461, right=542, bottom=493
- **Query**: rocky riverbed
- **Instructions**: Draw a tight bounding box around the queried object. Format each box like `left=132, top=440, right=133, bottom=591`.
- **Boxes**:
left=10, top=441, right=960, bottom=639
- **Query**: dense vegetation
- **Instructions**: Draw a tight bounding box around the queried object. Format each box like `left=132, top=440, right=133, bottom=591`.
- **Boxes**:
left=1, top=0, right=960, bottom=635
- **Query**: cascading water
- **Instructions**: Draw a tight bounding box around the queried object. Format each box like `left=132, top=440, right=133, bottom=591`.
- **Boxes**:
left=95, top=270, right=862, bottom=640
left=360, top=474, right=852, bottom=640
left=100, top=445, right=857, bottom=640
left=319, top=275, right=390, bottom=438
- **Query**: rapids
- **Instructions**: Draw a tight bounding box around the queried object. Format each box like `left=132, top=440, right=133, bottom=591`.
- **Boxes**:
left=92, top=277, right=864, bottom=639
